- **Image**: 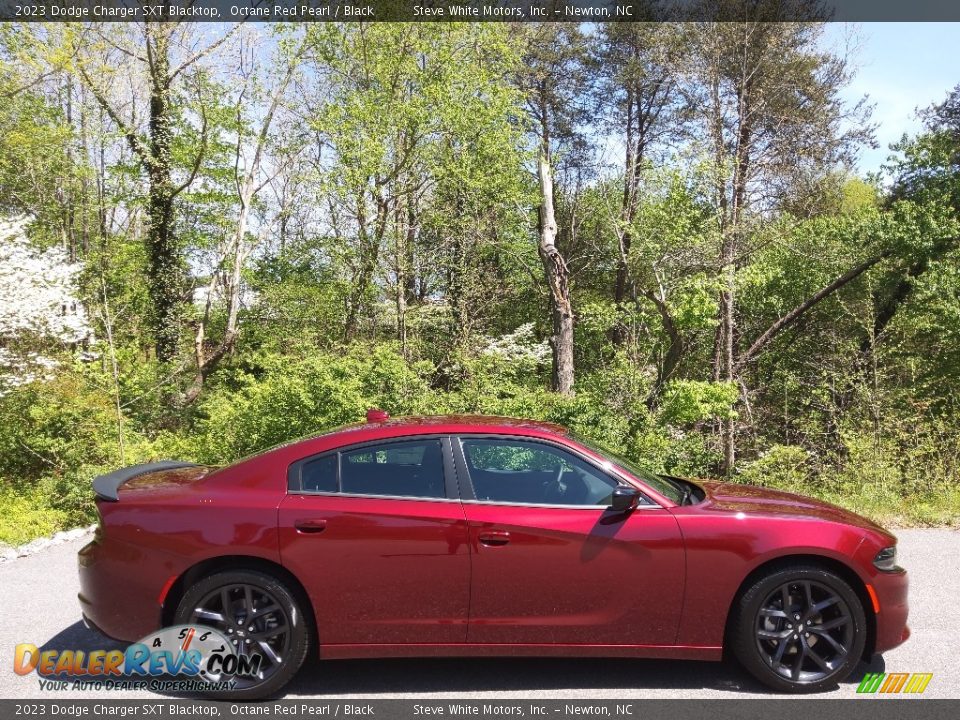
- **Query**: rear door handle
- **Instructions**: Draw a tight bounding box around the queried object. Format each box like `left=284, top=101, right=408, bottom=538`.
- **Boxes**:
left=294, top=519, right=328, bottom=534
left=478, top=530, right=511, bottom=547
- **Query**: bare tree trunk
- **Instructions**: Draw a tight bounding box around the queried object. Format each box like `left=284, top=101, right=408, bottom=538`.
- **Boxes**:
left=708, top=43, right=728, bottom=386
left=611, top=89, right=636, bottom=346
left=712, top=46, right=755, bottom=476
left=537, top=144, right=574, bottom=395
left=62, top=77, right=77, bottom=262
left=78, top=83, right=92, bottom=256
left=182, top=200, right=247, bottom=405
left=719, top=250, right=736, bottom=475
left=99, top=274, right=125, bottom=465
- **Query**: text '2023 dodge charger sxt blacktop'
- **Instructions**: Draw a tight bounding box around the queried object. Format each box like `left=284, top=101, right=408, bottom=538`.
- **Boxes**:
left=78, top=411, right=909, bottom=698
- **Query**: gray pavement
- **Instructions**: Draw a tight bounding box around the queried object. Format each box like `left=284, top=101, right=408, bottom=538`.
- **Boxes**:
left=1, top=529, right=957, bottom=699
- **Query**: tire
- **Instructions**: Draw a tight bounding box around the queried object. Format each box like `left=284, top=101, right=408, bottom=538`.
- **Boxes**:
left=174, top=569, right=310, bottom=700
left=731, top=564, right=866, bottom=693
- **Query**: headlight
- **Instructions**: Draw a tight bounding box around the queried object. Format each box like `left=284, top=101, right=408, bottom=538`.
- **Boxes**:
left=873, top=546, right=899, bottom=572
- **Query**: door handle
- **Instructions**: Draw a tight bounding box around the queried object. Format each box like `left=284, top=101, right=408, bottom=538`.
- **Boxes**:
left=294, top=519, right=328, bottom=534
left=478, top=530, right=511, bottom=547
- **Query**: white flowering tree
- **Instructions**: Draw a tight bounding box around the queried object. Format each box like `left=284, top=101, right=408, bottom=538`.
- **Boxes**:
left=0, top=216, right=92, bottom=389
left=482, top=323, right=551, bottom=365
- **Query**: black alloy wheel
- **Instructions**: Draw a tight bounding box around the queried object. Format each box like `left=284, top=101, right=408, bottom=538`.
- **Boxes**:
left=732, top=565, right=867, bottom=692
left=174, top=569, right=310, bottom=699
left=755, top=579, right=854, bottom=682
left=191, top=582, right=291, bottom=686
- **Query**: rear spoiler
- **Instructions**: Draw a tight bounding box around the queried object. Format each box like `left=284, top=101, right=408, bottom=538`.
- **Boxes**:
left=92, top=461, right=200, bottom=502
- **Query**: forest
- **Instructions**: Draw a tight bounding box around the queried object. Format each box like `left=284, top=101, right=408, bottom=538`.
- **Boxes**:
left=1, top=14, right=959, bottom=546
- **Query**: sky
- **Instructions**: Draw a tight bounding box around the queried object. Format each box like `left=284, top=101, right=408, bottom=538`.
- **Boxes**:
left=825, top=23, right=960, bottom=175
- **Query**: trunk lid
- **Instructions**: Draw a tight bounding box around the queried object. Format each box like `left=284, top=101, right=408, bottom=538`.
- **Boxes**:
left=92, top=461, right=209, bottom=502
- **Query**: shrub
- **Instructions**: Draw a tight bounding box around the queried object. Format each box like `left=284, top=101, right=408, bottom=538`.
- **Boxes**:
left=0, top=483, right=68, bottom=546
left=193, top=345, right=438, bottom=462
left=0, top=369, right=124, bottom=479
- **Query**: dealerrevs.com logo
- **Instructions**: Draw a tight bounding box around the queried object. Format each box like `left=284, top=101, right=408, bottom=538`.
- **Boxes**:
left=856, top=672, right=933, bottom=694
left=14, top=625, right=263, bottom=693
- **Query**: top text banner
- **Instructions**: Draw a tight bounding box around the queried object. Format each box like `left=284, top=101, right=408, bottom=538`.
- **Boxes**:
left=3, top=0, right=960, bottom=22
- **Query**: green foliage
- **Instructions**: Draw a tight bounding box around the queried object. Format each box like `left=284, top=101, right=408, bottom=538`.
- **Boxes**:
left=889, top=247, right=960, bottom=406
left=660, top=380, right=739, bottom=426
left=737, top=423, right=960, bottom=527
left=192, top=346, right=437, bottom=462
left=672, top=275, right=721, bottom=332
left=245, top=251, right=351, bottom=353
left=841, top=178, right=881, bottom=214
left=737, top=445, right=816, bottom=493
left=0, top=483, right=69, bottom=546
left=0, top=370, right=121, bottom=477
left=0, top=366, right=160, bottom=536
left=0, top=35, right=73, bottom=228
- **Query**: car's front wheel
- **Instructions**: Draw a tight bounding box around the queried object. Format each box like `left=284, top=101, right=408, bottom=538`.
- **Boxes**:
left=731, top=565, right=867, bottom=693
left=174, top=569, right=310, bottom=699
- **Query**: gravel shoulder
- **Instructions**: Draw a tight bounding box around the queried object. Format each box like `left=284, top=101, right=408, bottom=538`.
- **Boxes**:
left=1, top=528, right=957, bottom=699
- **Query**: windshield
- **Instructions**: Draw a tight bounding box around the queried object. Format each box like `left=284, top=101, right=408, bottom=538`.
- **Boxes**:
left=570, top=434, right=685, bottom=504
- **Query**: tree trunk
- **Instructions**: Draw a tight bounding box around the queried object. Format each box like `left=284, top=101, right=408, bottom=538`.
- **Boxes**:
left=145, top=173, right=180, bottom=362
left=715, top=73, right=753, bottom=476
left=447, top=189, right=470, bottom=347
left=611, top=89, right=636, bottom=346
left=537, top=147, right=574, bottom=395
left=144, top=24, right=182, bottom=363
left=718, top=235, right=737, bottom=475
left=344, top=193, right=386, bottom=342
left=737, top=249, right=894, bottom=373
left=394, top=195, right=416, bottom=357
left=643, top=289, right=685, bottom=406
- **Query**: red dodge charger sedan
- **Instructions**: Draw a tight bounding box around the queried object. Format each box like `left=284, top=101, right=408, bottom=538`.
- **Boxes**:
left=78, top=412, right=909, bottom=698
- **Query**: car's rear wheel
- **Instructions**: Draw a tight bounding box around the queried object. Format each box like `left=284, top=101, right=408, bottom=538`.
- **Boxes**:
left=174, top=569, right=309, bottom=699
left=731, top=565, right=866, bottom=693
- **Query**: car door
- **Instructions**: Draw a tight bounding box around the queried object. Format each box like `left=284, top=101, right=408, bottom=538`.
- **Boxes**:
left=277, top=435, right=470, bottom=645
left=455, top=435, right=685, bottom=646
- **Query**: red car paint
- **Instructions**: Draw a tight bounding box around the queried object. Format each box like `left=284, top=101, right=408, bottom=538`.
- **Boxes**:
left=78, top=414, right=908, bottom=663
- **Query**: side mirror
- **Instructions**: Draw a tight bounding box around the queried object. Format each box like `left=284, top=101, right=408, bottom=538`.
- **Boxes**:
left=610, top=486, right=641, bottom=512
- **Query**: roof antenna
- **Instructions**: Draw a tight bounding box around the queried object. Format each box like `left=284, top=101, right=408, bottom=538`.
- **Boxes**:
left=366, top=408, right=390, bottom=423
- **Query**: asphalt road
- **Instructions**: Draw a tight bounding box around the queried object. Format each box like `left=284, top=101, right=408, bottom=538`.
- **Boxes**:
left=1, top=529, right=958, bottom=700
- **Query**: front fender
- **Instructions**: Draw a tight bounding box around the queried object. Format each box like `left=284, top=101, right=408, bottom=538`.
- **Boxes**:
left=671, top=509, right=870, bottom=647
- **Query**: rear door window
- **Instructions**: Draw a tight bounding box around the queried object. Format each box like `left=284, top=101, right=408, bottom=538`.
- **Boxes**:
left=301, top=454, right=338, bottom=493
left=294, top=438, right=447, bottom=500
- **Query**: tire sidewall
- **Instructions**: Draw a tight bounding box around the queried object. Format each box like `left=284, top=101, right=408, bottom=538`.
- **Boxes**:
left=173, top=569, right=310, bottom=700
left=733, top=565, right=867, bottom=693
